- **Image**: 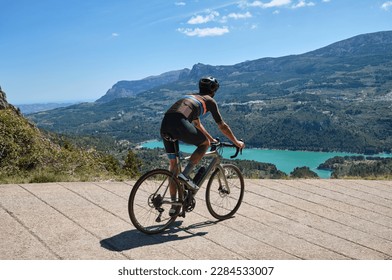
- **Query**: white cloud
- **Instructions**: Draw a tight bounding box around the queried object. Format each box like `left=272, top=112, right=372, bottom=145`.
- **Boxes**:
left=292, top=1, right=315, bottom=9
left=111, top=33, right=119, bottom=37
left=187, top=11, right=219, bottom=24
left=175, top=2, right=186, bottom=6
left=246, top=0, right=292, bottom=8
left=221, top=11, right=252, bottom=22
left=244, top=0, right=315, bottom=9
left=178, top=26, right=229, bottom=37
left=227, top=11, right=252, bottom=19
left=381, top=1, right=392, bottom=10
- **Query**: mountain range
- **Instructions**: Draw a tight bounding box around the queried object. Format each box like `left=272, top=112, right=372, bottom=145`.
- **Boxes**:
left=27, top=31, right=392, bottom=154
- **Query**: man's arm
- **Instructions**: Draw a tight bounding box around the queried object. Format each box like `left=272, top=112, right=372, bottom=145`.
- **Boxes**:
left=218, top=121, right=245, bottom=149
left=193, top=118, right=215, bottom=143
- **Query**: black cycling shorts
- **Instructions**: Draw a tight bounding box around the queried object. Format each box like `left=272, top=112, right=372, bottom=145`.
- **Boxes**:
left=160, top=113, right=207, bottom=159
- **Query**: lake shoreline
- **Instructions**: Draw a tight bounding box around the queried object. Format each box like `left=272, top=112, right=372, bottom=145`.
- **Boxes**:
left=138, top=139, right=392, bottom=157
left=139, top=140, right=392, bottom=179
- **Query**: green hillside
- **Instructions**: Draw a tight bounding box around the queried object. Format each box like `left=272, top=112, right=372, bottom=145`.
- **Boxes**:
left=28, top=31, right=392, bottom=154
left=0, top=90, right=141, bottom=183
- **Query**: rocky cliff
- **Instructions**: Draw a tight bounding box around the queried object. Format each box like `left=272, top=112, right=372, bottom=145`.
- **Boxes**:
left=0, top=86, right=20, bottom=114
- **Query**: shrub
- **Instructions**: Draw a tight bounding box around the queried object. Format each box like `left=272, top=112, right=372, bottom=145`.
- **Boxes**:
left=0, top=109, right=143, bottom=183
left=290, top=166, right=319, bottom=178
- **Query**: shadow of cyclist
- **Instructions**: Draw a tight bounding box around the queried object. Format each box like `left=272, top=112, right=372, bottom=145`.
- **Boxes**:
left=100, top=220, right=214, bottom=252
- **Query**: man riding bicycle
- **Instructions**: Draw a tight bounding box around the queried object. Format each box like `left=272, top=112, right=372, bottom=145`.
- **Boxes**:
left=160, top=76, right=245, bottom=215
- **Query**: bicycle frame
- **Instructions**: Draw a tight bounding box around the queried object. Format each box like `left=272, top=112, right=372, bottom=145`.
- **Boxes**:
left=173, top=140, right=241, bottom=201
left=184, top=149, right=227, bottom=190
left=172, top=136, right=240, bottom=186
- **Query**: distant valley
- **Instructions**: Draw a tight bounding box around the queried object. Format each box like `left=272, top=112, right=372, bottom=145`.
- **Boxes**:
left=17, top=102, right=81, bottom=114
left=28, top=31, right=392, bottom=154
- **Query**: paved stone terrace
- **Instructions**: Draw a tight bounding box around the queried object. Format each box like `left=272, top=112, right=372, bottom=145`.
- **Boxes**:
left=1, top=179, right=391, bottom=260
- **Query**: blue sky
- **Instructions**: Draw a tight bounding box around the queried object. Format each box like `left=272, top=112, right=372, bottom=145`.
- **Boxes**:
left=1, top=0, right=391, bottom=104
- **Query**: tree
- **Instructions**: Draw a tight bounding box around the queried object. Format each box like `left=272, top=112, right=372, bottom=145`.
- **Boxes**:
left=123, top=150, right=142, bottom=178
left=290, top=166, right=319, bottom=178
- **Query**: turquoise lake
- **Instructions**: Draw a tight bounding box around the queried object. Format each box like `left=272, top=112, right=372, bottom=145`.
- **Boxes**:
left=141, top=140, right=391, bottom=178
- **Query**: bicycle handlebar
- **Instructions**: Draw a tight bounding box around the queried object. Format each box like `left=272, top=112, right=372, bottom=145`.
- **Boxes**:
left=230, top=144, right=242, bottom=159
left=210, top=138, right=243, bottom=159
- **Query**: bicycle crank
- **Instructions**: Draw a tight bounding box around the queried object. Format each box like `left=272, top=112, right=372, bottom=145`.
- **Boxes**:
left=184, top=190, right=196, bottom=212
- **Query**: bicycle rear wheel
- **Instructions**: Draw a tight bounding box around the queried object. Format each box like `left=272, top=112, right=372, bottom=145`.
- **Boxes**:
left=206, top=164, right=244, bottom=220
left=128, top=169, right=183, bottom=234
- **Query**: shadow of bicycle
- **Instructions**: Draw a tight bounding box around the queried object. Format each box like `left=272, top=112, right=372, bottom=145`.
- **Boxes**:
left=100, top=219, right=221, bottom=252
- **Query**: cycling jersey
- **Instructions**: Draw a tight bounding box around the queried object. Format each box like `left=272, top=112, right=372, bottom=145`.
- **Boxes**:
left=161, top=94, right=223, bottom=158
left=165, top=94, right=223, bottom=123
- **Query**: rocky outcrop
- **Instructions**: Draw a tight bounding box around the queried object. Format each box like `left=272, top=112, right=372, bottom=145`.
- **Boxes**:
left=0, top=86, right=9, bottom=109
left=0, top=86, right=21, bottom=115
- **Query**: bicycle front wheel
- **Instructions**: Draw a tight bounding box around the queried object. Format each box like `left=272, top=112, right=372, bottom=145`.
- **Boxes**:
left=206, top=164, right=245, bottom=220
left=128, top=169, right=183, bottom=234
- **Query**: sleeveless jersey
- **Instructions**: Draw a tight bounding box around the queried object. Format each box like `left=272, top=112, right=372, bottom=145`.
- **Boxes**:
left=165, top=94, right=223, bottom=123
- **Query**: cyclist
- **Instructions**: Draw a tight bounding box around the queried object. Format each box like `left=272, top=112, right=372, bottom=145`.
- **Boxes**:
left=160, top=76, right=245, bottom=215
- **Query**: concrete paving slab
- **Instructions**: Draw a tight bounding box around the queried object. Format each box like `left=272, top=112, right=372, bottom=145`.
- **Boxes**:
left=255, top=182, right=392, bottom=257
left=236, top=184, right=390, bottom=259
left=256, top=180, right=392, bottom=240
left=1, top=180, right=391, bottom=260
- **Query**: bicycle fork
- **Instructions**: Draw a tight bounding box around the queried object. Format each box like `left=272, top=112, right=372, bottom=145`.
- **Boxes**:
left=216, top=165, right=230, bottom=195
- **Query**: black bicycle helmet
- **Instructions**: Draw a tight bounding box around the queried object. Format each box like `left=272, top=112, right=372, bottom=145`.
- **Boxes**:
left=199, top=76, right=219, bottom=95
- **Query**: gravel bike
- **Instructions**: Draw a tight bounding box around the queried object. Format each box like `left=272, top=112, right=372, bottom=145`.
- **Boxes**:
left=128, top=139, right=245, bottom=234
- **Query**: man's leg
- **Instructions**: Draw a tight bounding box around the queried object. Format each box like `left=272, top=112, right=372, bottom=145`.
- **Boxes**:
left=182, top=138, right=210, bottom=176
left=168, top=158, right=178, bottom=199
left=167, top=149, right=181, bottom=216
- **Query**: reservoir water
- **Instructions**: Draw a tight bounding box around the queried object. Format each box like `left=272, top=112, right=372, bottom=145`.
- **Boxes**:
left=141, top=140, right=391, bottom=178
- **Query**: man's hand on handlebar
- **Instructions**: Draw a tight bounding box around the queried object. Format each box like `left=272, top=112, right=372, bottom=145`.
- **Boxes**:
left=210, top=138, right=245, bottom=158
left=235, top=140, right=245, bottom=150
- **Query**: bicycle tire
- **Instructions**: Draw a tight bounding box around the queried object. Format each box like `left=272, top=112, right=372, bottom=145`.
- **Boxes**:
left=128, top=169, right=183, bottom=234
left=205, top=164, right=245, bottom=220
